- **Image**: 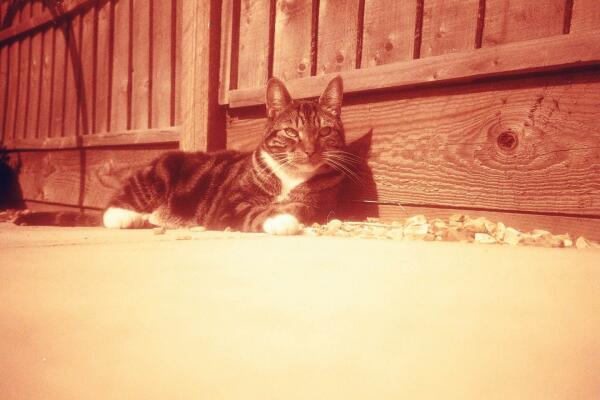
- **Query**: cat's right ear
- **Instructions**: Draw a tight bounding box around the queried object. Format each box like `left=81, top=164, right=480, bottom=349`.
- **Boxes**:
left=266, top=77, right=292, bottom=120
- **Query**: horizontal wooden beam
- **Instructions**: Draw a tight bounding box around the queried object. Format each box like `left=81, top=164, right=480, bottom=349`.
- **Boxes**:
left=0, top=0, right=95, bottom=43
left=3, top=128, right=180, bottom=150
left=226, top=30, right=600, bottom=108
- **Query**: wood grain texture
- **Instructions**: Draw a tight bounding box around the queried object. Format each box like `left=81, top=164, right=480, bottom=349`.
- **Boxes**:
left=420, top=0, right=479, bottom=57
left=272, top=0, right=312, bottom=81
left=237, top=0, right=270, bottom=89
left=0, top=45, right=7, bottom=143
left=15, top=144, right=177, bottom=209
left=50, top=23, right=67, bottom=138
left=110, top=0, right=130, bottom=132
left=78, top=6, right=94, bottom=135
left=4, top=41, right=18, bottom=140
left=483, top=0, right=565, bottom=47
left=227, top=69, right=600, bottom=216
left=131, top=0, right=150, bottom=130
left=94, top=1, right=110, bottom=134
left=361, top=0, right=416, bottom=68
left=218, top=0, right=233, bottom=104
left=316, top=0, right=360, bottom=75
left=27, top=29, right=42, bottom=138
left=150, top=0, right=173, bottom=128
left=15, top=36, right=30, bottom=139
left=227, top=31, right=600, bottom=108
left=571, top=0, right=600, bottom=32
left=37, top=27, right=53, bottom=139
left=63, top=16, right=79, bottom=137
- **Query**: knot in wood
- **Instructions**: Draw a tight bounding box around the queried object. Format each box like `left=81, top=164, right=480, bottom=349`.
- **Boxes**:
left=497, top=131, right=518, bottom=152
left=384, top=41, right=394, bottom=52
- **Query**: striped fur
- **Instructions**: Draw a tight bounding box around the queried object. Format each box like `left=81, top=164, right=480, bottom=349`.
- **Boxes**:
left=15, top=76, right=355, bottom=232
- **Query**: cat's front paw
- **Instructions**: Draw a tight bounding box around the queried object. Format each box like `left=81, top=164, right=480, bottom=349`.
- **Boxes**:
left=263, top=213, right=301, bottom=235
left=103, top=207, right=149, bottom=229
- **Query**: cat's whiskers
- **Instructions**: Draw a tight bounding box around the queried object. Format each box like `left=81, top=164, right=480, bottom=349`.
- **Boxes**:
left=323, top=156, right=363, bottom=186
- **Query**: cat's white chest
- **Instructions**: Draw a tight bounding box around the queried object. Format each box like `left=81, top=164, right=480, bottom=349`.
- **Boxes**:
left=261, top=151, right=311, bottom=202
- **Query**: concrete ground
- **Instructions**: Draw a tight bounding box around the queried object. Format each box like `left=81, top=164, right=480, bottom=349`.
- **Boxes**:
left=1, top=222, right=599, bottom=399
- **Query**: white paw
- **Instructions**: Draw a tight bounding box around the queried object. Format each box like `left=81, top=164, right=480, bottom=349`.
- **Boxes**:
left=263, top=213, right=301, bottom=235
left=103, top=207, right=149, bottom=229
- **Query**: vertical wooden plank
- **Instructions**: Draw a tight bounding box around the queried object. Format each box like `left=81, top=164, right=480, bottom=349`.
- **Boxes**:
left=272, top=0, right=312, bottom=81
left=571, top=0, right=600, bottom=33
left=37, top=27, right=53, bottom=139
left=174, top=0, right=183, bottom=124
left=78, top=7, right=95, bottom=134
left=130, top=0, right=150, bottom=130
left=15, top=36, right=30, bottom=139
left=316, top=0, right=360, bottom=75
left=420, top=0, right=479, bottom=57
left=237, top=0, right=270, bottom=89
left=110, top=0, right=130, bottom=132
left=362, top=0, right=417, bottom=68
left=27, top=30, right=42, bottom=138
left=483, top=0, right=566, bottom=47
left=63, top=16, right=79, bottom=137
left=0, top=45, right=7, bottom=143
left=150, top=0, right=173, bottom=128
left=95, top=0, right=110, bottom=133
left=31, top=0, right=42, bottom=17
left=50, top=23, right=66, bottom=138
left=218, top=0, right=233, bottom=104
left=4, top=41, right=18, bottom=140
left=180, top=0, right=223, bottom=151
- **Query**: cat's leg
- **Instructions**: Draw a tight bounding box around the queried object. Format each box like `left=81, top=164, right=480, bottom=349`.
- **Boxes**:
left=262, top=213, right=301, bottom=235
left=243, top=202, right=315, bottom=235
left=103, top=207, right=153, bottom=229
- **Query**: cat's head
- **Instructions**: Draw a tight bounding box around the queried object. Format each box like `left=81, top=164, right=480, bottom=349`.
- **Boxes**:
left=262, top=76, right=346, bottom=175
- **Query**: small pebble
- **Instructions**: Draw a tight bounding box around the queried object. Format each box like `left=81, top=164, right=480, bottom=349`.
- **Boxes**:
left=153, top=227, right=166, bottom=235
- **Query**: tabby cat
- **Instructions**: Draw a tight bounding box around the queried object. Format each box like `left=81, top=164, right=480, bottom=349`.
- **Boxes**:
left=15, top=76, right=354, bottom=235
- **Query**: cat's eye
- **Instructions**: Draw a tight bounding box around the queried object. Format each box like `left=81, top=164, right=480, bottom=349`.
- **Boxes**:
left=319, top=127, right=332, bottom=137
left=283, top=128, right=298, bottom=138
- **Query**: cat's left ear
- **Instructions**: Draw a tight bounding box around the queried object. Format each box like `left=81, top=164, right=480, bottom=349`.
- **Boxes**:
left=319, top=76, right=343, bottom=116
left=266, top=77, right=293, bottom=120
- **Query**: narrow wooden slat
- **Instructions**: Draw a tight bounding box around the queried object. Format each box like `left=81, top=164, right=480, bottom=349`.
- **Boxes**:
left=218, top=0, right=233, bottom=104
left=0, top=45, right=7, bottom=143
left=361, top=0, right=417, bottom=68
left=63, top=16, right=79, bottom=137
left=37, top=27, right=52, bottom=139
left=227, top=31, right=600, bottom=108
left=226, top=69, right=600, bottom=217
left=27, top=29, right=42, bottom=138
left=15, top=36, right=30, bottom=139
left=483, top=0, right=565, bottom=47
left=94, top=0, right=110, bottom=133
left=316, top=0, right=360, bottom=75
left=110, top=0, right=130, bottom=132
left=236, top=0, right=270, bottom=88
left=50, top=23, right=66, bottom=138
left=19, top=0, right=31, bottom=22
left=571, top=0, right=600, bottom=32
left=77, top=6, right=94, bottom=135
left=272, top=0, right=312, bottom=81
left=420, top=0, right=479, bottom=57
left=130, top=0, right=150, bottom=130
left=4, top=41, right=18, bottom=139
left=0, top=0, right=92, bottom=44
left=4, top=127, right=180, bottom=150
left=180, top=0, right=223, bottom=151
left=32, top=0, right=43, bottom=17
left=150, top=0, right=172, bottom=128
left=174, top=0, right=182, bottom=125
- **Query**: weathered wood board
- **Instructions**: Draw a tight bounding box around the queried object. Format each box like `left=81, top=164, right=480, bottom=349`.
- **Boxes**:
left=571, top=0, right=600, bottom=33
left=272, top=0, right=312, bottom=81
left=226, top=69, right=600, bottom=217
left=237, top=0, right=271, bottom=89
left=316, top=0, right=360, bottom=74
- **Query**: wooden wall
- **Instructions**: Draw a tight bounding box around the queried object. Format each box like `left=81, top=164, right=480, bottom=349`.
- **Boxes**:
left=221, top=0, right=600, bottom=240
left=0, top=0, right=181, bottom=211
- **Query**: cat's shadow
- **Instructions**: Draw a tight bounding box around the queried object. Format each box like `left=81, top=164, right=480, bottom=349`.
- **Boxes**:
left=0, top=146, right=25, bottom=210
left=335, top=129, right=378, bottom=221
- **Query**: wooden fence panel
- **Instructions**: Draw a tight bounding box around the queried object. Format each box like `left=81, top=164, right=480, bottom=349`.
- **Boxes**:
left=28, top=26, right=41, bottom=138
left=483, top=0, right=566, bottom=47
left=0, top=44, right=7, bottom=141
left=131, top=0, right=150, bottom=130
left=237, top=0, right=271, bottom=89
left=317, top=0, right=360, bottom=74
left=50, top=23, right=66, bottom=138
left=37, top=27, right=52, bottom=139
left=110, top=0, right=130, bottom=132
left=361, top=0, right=417, bottom=67
left=78, top=6, right=94, bottom=135
left=272, top=0, right=312, bottom=81
left=15, top=37, right=29, bottom=139
left=95, top=1, right=111, bottom=134
left=64, top=17, right=79, bottom=137
left=571, top=0, right=600, bottom=33
left=420, top=0, right=479, bottom=57
left=151, top=0, right=174, bottom=128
